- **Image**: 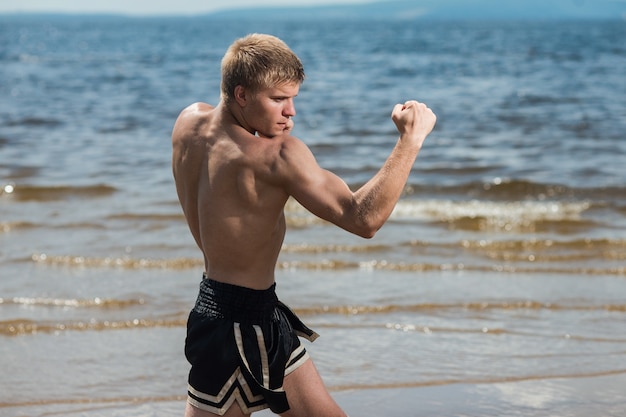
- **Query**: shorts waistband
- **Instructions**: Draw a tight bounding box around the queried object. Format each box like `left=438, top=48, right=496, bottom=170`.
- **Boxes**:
left=192, top=276, right=278, bottom=321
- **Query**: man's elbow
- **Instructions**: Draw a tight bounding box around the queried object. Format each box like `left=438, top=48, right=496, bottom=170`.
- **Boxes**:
left=340, top=204, right=385, bottom=238
left=357, top=229, right=377, bottom=239
left=351, top=220, right=383, bottom=239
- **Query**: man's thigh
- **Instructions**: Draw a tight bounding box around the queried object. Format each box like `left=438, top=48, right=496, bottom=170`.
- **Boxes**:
left=281, top=359, right=347, bottom=417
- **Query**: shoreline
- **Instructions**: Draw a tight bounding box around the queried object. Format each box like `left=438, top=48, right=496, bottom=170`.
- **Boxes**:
left=264, top=372, right=626, bottom=417
left=6, top=372, right=624, bottom=417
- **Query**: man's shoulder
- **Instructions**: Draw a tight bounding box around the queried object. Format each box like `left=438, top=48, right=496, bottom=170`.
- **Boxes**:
left=268, top=134, right=317, bottom=182
left=179, top=102, right=215, bottom=120
left=172, top=102, right=215, bottom=143
left=276, top=134, right=314, bottom=161
left=275, top=133, right=306, bottom=152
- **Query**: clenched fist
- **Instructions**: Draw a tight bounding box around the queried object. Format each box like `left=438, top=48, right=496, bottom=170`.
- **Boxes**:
left=391, top=100, right=436, bottom=148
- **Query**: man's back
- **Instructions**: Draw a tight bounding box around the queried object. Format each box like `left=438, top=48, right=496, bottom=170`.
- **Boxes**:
left=172, top=102, right=290, bottom=290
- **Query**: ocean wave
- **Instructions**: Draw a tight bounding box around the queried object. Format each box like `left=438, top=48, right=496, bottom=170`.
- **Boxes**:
left=392, top=199, right=592, bottom=232
left=95, top=116, right=142, bottom=133
left=1, top=220, right=112, bottom=233
left=0, top=317, right=185, bottom=336
left=30, top=253, right=203, bottom=269
left=403, top=178, right=626, bottom=202
left=4, top=117, right=63, bottom=127
left=0, top=296, right=145, bottom=308
left=277, top=260, right=625, bottom=275
left=28, top=249, right=625, bottom=275
left=294, top=301, right=626, bottom=317
left=5, top=184, right=117, bottom=202
left=0, top=221, right=38, bottom=233
left=106, top=212, right=185, bottom=222
left=281, top=237, right=626, bottom=262
left=281, top=242, right=391, bottom=254
left=457, top=237, right=626, bottom=262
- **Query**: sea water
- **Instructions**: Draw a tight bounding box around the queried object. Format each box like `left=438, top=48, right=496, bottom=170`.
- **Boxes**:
left=1, top=16, right=625, bottom=416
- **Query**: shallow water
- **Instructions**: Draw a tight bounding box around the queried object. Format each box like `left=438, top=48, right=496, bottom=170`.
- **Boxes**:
left=1, top=16, right=625, bottom=416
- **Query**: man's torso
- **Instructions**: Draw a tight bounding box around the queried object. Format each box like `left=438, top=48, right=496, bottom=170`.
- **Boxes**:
left=172, top=103, right=290, bottom=289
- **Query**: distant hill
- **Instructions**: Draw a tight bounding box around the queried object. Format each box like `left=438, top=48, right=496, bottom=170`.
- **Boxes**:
left=208, top=0, right=626, bottom=20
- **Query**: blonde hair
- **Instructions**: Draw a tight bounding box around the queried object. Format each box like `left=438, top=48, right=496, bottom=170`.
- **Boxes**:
left=221, top=33, right=305, bottom=103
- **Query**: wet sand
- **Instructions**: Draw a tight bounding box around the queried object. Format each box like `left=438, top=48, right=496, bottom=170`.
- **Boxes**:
left=6, top=372, right=625, bottom=416
left=278, top=373, right=626, bottom=417
left=326, top=372, right=626, bottom=417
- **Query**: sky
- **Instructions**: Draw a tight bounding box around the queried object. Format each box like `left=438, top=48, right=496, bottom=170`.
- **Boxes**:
left=0, top=0, right=381, bottom=15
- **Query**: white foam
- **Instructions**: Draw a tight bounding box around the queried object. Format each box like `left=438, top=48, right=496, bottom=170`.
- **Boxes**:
left=392, top=199, right=591, bottom=223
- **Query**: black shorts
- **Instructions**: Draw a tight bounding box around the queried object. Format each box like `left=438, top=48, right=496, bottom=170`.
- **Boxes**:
left=185, top=277, right=318, bottom=415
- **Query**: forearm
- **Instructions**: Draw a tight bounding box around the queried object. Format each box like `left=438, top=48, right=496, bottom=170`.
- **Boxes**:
left=351, top=136, right=422, bottom=236
left=349, top=99, right=436, bottom=234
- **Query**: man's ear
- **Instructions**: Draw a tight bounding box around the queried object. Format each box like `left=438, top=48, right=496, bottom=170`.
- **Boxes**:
left=234, top=85, right=248, bottom=107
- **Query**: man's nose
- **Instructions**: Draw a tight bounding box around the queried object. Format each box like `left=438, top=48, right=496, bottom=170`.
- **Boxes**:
left=283, top=99, right=296, bottom=117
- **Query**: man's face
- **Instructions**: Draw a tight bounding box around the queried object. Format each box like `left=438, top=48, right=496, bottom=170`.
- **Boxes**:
left=242, top=82, right=299, bottom=138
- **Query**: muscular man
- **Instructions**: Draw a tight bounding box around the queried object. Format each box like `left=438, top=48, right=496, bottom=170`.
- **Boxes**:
left=172, top=33, right=436, bottom=417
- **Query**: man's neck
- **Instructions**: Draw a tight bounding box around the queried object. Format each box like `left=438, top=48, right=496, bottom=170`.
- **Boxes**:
left=222, top=100, right=255, bottom=135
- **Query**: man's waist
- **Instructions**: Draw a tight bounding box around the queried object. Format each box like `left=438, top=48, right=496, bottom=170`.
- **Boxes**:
left=192, top=275, right=279, bottom=320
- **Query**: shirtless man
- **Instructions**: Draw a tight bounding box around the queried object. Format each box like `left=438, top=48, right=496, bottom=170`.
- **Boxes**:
left=172, top=34, right=436, bottom=417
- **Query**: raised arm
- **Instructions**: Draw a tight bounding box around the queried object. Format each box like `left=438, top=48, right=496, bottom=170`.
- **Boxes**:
left=277, top=100, right=436, bottom=238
